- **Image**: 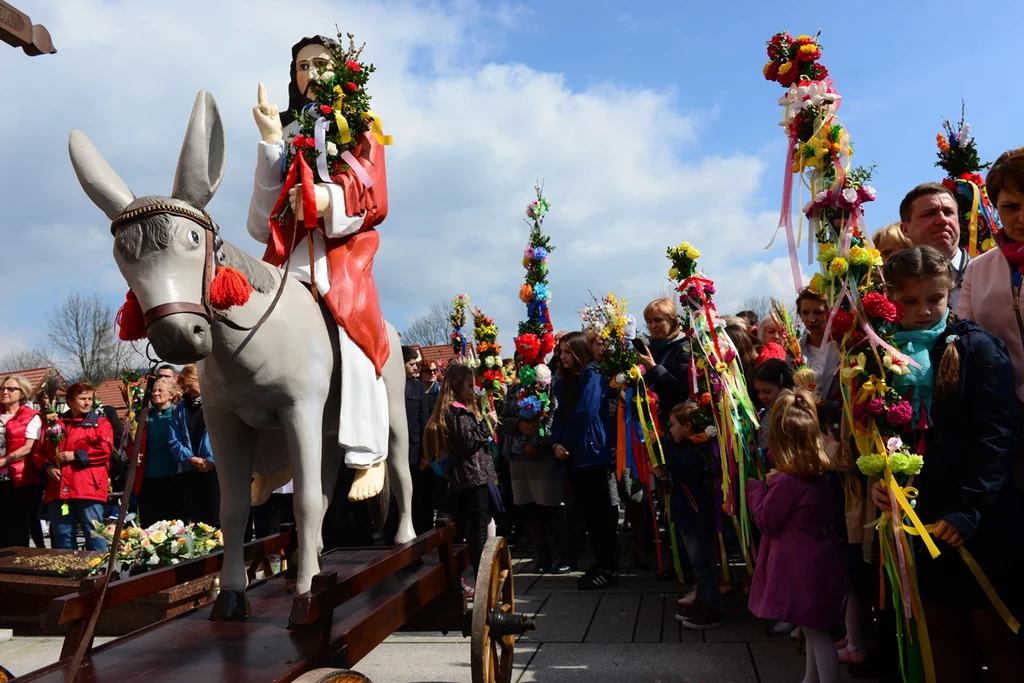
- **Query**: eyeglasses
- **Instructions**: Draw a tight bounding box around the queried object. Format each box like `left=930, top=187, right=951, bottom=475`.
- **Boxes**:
left=426, top=368, right=438, bottom=374
left=0, top=387, right=20, bottom=393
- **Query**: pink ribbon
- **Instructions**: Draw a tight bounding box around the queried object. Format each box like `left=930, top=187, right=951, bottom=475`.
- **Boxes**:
left=341, top=150, right=375, bottom=189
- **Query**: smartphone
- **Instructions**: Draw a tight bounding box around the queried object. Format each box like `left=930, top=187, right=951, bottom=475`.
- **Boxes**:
left=631, top=337, right=648, bottom=355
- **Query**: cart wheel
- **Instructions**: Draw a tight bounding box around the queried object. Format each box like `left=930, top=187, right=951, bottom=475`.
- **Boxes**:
left=471, top=536, right=535, bottom=683
left=291, top=669, right=372, bottom=683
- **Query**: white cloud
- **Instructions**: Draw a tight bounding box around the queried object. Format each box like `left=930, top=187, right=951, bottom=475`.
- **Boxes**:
left=0, top=0, right=794, bottom=356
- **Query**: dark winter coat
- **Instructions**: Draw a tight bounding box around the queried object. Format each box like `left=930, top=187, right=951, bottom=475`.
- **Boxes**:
left=443, top=403, right=497, bottom=494
left=499, top=382, right=555, bottom=460
left=647, top=335, right=692, bottom=422
left=550, top=364, right=611, bottom=469
left=911, top=318, right=1022, bottom=590
left=405, top=376, right=430, bottom=466
left=664, top=438, right=715, bottom=532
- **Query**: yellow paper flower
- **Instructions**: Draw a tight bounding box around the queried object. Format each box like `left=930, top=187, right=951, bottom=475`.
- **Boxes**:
left=868, top=247, right=883, bottom=266
left=668, top=267, right=679, bottom=279
left=829, top=257, right=848, bottom=277
left=715, top=361, right=727, bottom=373
left=809, top=273, right=828, bottom=295
left=849, top=245, right=870, bottom=266
left=981, top=237, right=996, bottom=251
left=817, top=244, right=837, bottom=263
left=685, top=247, right=700, bottom=260
left=884, top=352, right=911, bottom=376
left=856, top=376, right=888, bottom=403
left=628, top=366, right=640, bottom=381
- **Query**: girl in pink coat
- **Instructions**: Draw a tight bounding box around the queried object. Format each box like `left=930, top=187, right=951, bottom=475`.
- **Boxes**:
left=746, top=386, right=846, bottom=683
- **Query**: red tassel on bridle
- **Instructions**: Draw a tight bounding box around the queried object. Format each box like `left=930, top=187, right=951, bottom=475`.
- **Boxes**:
left=116, top=290, right=147, bottom=341
left=209, top=266, right=253, bottom=310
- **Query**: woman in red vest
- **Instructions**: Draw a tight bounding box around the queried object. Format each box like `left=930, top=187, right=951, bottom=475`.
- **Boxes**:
left=34, top=383, right=112, bottom=551
left=0, top=375, right=43, bottom=547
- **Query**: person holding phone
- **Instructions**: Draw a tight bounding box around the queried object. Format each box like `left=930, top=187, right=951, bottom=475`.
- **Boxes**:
left=637, top=297, right=692, bottom=423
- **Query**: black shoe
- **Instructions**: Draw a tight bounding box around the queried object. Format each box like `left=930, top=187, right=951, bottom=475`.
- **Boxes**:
left=633, top=560, right=653, bottom=571
left=535, top=563, right=553, bottom=574
left=578, top=569, right=617, bottom=590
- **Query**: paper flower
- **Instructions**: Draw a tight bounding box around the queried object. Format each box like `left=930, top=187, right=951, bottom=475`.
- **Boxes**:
left=887, top=400, right=913, bottom=425
left=532, top=283, right=551, bottom=302
left=533, top=246, right=549, bottom=261
left=515, top=334, right=542, bottom=365
left=669, top=267, right=679, bottom=279
left=828, top=257, right=848, bottom=277
left=519, top=365, right=537, bottom=386
left=517, top=395, right=541, bottom=419
left=883, top=352, right=911, bottom=376
left=519, top=284, right=534, bottom=303
left=856, top=454, right=886, bottom=477
left=831, top=310, right=856, bottom=339
left=862, top=292, right=899, bottom=323
left=535, top=364, right=552, bottom=386
left=841, top=352, right=866, bottom=379
left=777, top=61, right=800, bottom=86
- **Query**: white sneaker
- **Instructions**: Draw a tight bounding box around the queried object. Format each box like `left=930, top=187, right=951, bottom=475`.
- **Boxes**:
left=790, top=626, right=800, bottom=640
left=677, top=590, right=697, bottom=608
left=772, top=621, right=796, bottom=634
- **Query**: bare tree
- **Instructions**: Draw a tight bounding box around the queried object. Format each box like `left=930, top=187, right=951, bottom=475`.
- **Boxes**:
left=0, top=347, right=66, bottom=401
left=740, top=296, right=774, bottom=321
left=400, top=299, right=453, bottom=347
left=45, top=294, right=135, bottom=385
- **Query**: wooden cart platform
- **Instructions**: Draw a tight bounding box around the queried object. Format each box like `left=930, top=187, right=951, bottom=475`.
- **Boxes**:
left=15, top=521, right=532, bottom=683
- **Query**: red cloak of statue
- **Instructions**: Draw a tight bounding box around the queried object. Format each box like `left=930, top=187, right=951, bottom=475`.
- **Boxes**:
left=263, top=131, right=390, bottom=375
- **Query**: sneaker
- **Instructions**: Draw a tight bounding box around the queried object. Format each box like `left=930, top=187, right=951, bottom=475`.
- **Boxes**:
left=772, top=621, right=796, bottom=635
left=461, top=577, right=475, bottom=599
left=676, top=600, right=723, bottom=630
left=677, top=590, right=697, bottom=609
left=577, top=570, right=617, bottom=591
left=790, top=626, right=800, bottom=640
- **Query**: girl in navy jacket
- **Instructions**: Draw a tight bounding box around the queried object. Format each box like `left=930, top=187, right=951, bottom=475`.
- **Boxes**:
left=550, top=332, right=618, bottom=590
left=874, top=246, right=1023, bottom=680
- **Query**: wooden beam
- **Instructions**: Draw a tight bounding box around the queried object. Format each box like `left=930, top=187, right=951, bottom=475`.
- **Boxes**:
left=0, top=1, right=55, bottom=55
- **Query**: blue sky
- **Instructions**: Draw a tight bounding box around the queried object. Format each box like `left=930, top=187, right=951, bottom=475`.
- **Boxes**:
left=1, top=0, right=1021, bottom=367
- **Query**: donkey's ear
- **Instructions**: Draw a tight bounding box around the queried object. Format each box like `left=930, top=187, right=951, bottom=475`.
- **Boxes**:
left=172, top=90, right=226, bottom=209
left=68, top=130, right=135, bottom=220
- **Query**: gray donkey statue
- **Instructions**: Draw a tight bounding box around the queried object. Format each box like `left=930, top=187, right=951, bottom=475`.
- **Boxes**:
left=68, top=90, right=415, bottom=618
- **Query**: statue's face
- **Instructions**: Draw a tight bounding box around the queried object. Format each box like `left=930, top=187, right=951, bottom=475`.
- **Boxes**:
left=295, top=43, right=332, bottom=103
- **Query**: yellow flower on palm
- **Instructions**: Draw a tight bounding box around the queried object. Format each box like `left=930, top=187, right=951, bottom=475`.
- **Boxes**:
left=715, top=361, right=727, bottom=373
left=849, top=246, right=870, bottom=266
left=981, top=237, right=996, bottom=251
left=809, top=273, right=828, bottom=295
left=868, top=247, right=882, bottom=266
left=842, top=352, right=866, bottom=380
left=685, top=247, right=700, bottom=260
left=628, top=366, right=640, bottom=381
left=669, top=267, right=679, bottom=279
left=829, top=257, right=849, bottom=277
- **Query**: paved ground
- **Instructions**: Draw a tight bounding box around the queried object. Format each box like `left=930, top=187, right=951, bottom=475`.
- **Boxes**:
left=0, top=542, right=876, bottom=682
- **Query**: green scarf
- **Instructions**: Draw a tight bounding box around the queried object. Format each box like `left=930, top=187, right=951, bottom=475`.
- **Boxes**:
left=892, top=312, right=948, bottom=425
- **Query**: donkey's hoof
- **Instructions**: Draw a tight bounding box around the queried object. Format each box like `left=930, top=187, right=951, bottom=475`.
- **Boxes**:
left=210, top=589, right=252, bottom=621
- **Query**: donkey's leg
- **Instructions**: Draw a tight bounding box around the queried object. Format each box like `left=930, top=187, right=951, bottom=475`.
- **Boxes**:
left=382, top=324, right=416, bottom=544
left=207, top=409, right=257, bottom=621
left=317, top=441, right=344, bottom=556
left=280, top=402, right=325, bottom=595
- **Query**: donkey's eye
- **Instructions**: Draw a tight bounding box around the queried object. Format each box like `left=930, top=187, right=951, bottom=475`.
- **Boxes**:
left=188, top=230, right=201, bottom=246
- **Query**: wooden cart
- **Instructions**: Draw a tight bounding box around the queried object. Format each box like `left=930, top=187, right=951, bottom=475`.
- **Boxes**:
left=14, top=520, right=534, bottom=683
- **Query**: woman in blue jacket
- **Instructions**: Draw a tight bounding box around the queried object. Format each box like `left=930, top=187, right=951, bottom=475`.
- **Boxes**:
left=169, top=364, right=218, bottom=527
left=550, top=332, right=618, bottom=590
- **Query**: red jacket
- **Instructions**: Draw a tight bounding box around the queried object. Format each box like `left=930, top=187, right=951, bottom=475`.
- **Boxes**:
left=4, top=404, right=42, bottom=487
left=34, top=410, right=112, bottom=503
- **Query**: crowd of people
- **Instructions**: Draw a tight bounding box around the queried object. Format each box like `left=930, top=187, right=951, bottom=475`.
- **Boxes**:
left=0, top=364, right=222, bottom=552
left=404, top=151, right=1024, bottom=683
left=3, top=150, right=1023, bottom=682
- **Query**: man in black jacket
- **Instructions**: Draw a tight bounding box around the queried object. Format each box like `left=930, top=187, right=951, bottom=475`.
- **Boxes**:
left=392, top=347, right=433, bottom=537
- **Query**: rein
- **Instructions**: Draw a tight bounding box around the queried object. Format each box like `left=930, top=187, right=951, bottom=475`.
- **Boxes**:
left=110, top=202, right=289, bottom=336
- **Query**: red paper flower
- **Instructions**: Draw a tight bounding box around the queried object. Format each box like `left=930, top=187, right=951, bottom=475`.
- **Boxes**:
left=539, top=331, right=557, bottom=358
left=891, top=301, right=905, bottom=324
left=320, top=105, right=333, bottom=115
left=763, top=61, right=780, bottom=82
left=861, top=292, right=899, bottom=323
left=796, top=43, right=821, bottom=62
left=777, top=61, right=800, bottom=86
left=292, top=135, right=306, bottom=147
left=346, top=82, right=359, bottom=93
left=756, top=342, right=787, bottom=366
left=346, top=60, right=361, bottom=72
left=515, top=334, right=542, bottom=365
left=304, top=137, right=316, bottom=148
left=829, top=310, right=855, bottom=340
left=942, top=178, right=957, bottom=192
left=959, top=172, right=985, bottom=187
left=809, top=63, right=829, bottom=81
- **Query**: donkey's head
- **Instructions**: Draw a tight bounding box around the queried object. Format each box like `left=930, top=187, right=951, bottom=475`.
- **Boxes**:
left=69, top=91, right=226, bottom=364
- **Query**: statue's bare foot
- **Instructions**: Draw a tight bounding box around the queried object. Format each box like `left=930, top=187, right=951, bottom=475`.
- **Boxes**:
left=348, top=462, right=385, bottom=501
left=251, top=466, right=293, bottom=507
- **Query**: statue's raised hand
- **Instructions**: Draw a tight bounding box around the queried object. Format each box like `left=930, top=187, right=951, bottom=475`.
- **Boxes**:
left=253, top=82, right=282, bottom=145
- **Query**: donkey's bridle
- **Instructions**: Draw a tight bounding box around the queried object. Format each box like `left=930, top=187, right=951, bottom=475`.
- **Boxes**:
left=111, top=202, right=219, bottom=328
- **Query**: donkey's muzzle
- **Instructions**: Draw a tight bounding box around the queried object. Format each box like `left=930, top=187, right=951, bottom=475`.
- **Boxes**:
left=148, top=314, right=213, bottom=363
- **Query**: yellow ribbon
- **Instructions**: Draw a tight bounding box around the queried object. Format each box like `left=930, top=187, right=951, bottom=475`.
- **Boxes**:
left=903, top=523, right=1021, bottom=634
left=885, top=472, right=941, bottom=559
left=963, top=179, right=981, bottom=258
left=365, top=109, right=393, bottom=146
left=332, top=86, right=352, bottom=146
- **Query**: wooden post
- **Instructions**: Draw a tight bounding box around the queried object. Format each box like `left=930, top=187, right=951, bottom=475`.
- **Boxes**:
left=0, top=1, right=55, bottom=55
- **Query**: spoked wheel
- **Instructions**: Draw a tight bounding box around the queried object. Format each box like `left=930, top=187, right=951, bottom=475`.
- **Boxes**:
left=291, top=669, right=372, bottom=683
left=471, top=537, right=536, bottom=683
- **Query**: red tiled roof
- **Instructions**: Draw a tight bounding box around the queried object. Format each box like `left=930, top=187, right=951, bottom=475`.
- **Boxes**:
left=414, top=344, right=456, bottom=365
left=95, top=379, right=129, bottom=418
left=0, top=366, right=68, bottom=397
